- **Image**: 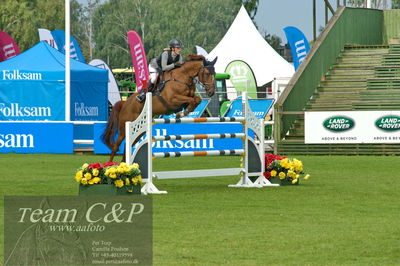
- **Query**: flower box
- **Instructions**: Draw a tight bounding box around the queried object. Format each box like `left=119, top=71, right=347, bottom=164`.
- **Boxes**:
left=79, top=184, right=141, bottom=195
left=269, top=177, right=299, bottom=186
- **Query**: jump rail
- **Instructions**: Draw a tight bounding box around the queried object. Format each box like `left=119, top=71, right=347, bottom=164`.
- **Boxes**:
left=125, top=92, right=278, bottom=194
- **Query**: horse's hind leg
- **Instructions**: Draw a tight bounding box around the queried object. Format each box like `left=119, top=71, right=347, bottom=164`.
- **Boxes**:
left=110, top=130, right=126, bottom=162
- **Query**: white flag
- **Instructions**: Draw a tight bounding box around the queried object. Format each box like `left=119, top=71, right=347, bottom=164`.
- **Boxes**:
left=89, top=59, right=121, bottom=106
left=38, top=28, right=58, bottom=49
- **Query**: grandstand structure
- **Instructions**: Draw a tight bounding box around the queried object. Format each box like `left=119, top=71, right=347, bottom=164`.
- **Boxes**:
left=275, top=7, right=400, bottom=155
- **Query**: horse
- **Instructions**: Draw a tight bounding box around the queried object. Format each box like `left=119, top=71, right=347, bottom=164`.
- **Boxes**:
left=102, top=55, right=217, bottom=162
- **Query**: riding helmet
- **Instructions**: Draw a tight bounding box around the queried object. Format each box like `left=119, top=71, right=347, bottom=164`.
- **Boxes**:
left=169, top=39, right=184, bottom=48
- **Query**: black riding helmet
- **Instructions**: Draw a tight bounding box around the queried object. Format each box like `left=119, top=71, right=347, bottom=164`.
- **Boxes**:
left=169, top=39, right=184, bottom=49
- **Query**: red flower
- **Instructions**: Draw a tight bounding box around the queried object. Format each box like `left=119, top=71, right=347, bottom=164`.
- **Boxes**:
left=103, top=161, right=119, bottom=168
left=263, top=171, right=271, bottom=179
left=88, top=162, right=102, bottom=169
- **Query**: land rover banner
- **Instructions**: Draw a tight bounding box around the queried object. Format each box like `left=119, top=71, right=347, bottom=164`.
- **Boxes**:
left=305, top=111, right=400, bottom=143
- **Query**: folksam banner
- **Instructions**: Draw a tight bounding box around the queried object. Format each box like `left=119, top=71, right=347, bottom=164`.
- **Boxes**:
left=93, top=122, right=244, bottom=154
left=225, top=60, right=257, bottom=99
left=0, top=122, right=73, bottom=153
left=51, top=30, right=86, bottom=63
left=284, top=26, right=310, bottom=70
left=127, top=31, right=149, bottom=92
left=0, top=31, right=20, bottom=62
left=224, top=99, right=274, bottom=119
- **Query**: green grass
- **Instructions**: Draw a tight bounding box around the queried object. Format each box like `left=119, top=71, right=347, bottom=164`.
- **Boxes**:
left=1, top=153, right=400, bottom=265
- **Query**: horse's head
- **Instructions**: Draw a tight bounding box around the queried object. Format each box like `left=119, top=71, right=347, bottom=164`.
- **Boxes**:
left=198, top=57, right=218, bottom=97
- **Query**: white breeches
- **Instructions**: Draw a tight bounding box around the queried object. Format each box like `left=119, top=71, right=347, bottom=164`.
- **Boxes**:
left=149, top=65, right=158, bottom=84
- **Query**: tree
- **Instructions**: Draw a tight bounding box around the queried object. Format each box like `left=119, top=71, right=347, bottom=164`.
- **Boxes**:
left=0, top=0, right=83, bottom=52
left=91, top=0, right=259, bottom=68
left=392, top=0, right=400, bottom=8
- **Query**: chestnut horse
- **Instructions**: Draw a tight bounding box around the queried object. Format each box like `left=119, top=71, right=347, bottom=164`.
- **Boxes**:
left=102, top=55, right=217, bottom=162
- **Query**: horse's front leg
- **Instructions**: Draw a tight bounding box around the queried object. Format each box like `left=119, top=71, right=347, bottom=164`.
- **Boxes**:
left=175, top=96, right=202, bottom=118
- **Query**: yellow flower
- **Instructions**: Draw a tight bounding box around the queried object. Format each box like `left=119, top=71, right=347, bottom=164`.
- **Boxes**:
left=88, top=178, right=95, bottom=185
left=92, top=177, right=101, bottom=184
left=80, top=178, right=88, bottom=185
left=304, top=174, right=310, bottom=180
left=114, top=179, right=124, bottom=188
left=92, top=169, right=99, bottom=177
left=75, top=171, right=83, bottom=182
left=278, top=172, right=286, bottom=180
left=292, top=179, right=298, bottom=184
left=130, top=163, right=140, bottom=169
left=81, top=163, right=89, bottom=169
left=120, top=162, right=127, bottom=167
left=287, top=170, right=295, bottom=178
left=270, top=170, right=277, bottom=177
left=125, top=178, right=130, bottom=185
left=109, top=173, right=117, bottom=179
left=84, top=172, right=92, bottom=180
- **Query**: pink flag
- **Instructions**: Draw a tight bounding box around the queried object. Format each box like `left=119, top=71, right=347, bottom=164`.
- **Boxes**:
left=0, top=31, right=21, bottom=61
left=127, top=30, right=149, bottom=92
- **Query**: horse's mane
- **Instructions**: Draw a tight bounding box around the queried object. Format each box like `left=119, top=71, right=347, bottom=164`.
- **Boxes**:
left=186, top=54, right=205, bottom=61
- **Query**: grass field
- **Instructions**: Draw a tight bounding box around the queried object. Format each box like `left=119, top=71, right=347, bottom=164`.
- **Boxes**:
left=1, top=153, right=400, bottom=265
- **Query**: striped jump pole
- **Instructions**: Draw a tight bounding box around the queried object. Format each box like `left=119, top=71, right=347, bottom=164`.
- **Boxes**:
left=153, top=117, right=245, bottom=124
left=153, top=149, right=245, bottom=158
left=153, top=133, right=246, bottom=141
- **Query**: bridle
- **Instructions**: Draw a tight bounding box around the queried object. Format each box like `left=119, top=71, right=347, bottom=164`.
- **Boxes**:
left=196, top=65, right=215, bottom=93
left=166, top=63, right=215, bottom=94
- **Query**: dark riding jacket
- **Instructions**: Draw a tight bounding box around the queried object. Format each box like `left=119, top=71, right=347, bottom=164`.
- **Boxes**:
left=149, top=49, right=182, bottom=72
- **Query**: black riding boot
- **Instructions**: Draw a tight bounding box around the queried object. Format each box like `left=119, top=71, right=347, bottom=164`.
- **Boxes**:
left=135, top=89, right=146, bottom=103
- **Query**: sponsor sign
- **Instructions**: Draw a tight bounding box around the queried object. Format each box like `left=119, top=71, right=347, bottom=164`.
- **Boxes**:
left=4, top=196, right=152, bottom=265
left=0, top=81, right=65, bottom=121
left=225, top=60, right=257, bottom=98
left=127, top=31, right=149, bottom=92
left=94, top=122, right=245, bottom=154
left=305, top=111, right=400, bottom=143
left=0, top=31, right=21, bottom=61
left=224, top=99, right=274, bottom=119
left=284, top=26, right=310, bottom=70
left=51, top=30, right=86, bottom=62
left=0, top=122, right=73, bottom=153
left=161, top=99, right=210, bottom=119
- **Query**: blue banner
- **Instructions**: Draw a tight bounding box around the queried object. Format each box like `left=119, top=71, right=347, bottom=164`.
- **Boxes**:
left=0, top=122, right=73, bottom=153
left=71, top=81, right=108, bottom=121
left=224, top=99, right=274, bottom=119
left=161, top=99, right=210, bottom=119
left=51, top=30, right=86, bottom=63
left=0, top=81, right=65, bottom=121
left=94, top=122, right=245, bottom=154
left=284, top=26, right=310, bottom=70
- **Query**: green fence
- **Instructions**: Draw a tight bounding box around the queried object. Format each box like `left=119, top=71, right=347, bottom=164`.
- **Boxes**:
left=383, top=10, right=400, bottom=44
left=275, top=7, right=383, bottom=142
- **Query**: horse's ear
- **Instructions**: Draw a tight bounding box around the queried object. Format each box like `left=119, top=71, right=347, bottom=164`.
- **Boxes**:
left=210, top=56, right=218, bottom=66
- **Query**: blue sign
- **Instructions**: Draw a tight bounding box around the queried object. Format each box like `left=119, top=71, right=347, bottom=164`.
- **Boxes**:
left=225, top=99, right=274, bottom=119
left=94, top=122, right=245, bottom=154
left=284, top=26, right=310, bottom=70
left=0, top=122, right=73, bottom=153
left=161, top=99, right=210, bottom=119
left=70, top=81, right=108, bottom=121
left=51, top=30, right=86, bottom=63
left=0, top=81, right=65, bottom=121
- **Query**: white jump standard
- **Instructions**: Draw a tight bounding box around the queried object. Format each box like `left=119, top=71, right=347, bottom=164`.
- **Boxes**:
left=125, top=92, right=278, bottom=194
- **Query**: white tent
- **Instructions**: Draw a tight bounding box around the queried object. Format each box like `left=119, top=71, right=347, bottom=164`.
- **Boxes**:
left=207, top=5, right=294, bottom=87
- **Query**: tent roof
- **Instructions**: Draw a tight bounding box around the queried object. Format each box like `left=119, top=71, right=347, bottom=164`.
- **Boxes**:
left=207, top=6, right=294, bottom=86
left=0, top=41, right=107, bottom=82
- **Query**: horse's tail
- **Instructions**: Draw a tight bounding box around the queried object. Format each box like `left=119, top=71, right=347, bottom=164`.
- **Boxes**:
left=102, top=101, right=124, bottom=149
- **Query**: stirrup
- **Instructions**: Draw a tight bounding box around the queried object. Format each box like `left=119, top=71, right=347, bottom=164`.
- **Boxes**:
left=136, top=91, right=146, bottom=103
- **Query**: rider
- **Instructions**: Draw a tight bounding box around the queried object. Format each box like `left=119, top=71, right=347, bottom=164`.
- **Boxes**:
left=136, top=38, right=185, bottom=102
